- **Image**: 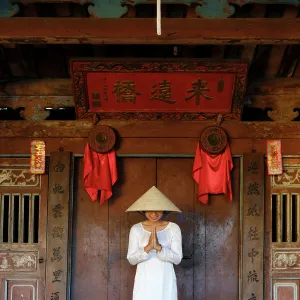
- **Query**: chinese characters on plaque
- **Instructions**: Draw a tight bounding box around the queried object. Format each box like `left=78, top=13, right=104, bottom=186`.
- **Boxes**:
left=85, top=72, right=236, bottom=113
left=243, top=154, right=264, bottom=300
left=71, top=61, right=248, bottom=120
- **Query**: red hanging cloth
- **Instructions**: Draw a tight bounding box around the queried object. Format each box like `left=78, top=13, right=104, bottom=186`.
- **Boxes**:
left=83, top=143, right=118, bottom=205
left=192, top=142, right=233, bottom=204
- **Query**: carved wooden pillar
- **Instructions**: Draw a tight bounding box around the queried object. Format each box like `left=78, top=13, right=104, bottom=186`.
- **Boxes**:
left=242, top=153, right=265, bottom=300
left=46, top=152, right=72, bottom=300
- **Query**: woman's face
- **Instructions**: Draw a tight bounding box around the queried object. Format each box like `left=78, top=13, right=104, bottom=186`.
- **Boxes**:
left=145, top=211, right=164, bottom=222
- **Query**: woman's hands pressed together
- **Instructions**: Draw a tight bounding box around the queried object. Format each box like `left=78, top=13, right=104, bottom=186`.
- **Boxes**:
left=144, top=227, right=162, bottom=253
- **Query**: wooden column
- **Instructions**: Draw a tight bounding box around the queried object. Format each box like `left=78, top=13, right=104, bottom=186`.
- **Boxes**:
left=242, top=153, right=265, bottom=300
left=46, top=151, right=72, bottom=300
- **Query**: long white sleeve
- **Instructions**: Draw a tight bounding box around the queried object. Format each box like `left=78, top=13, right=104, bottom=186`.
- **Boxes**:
left=157, top=223, right=182, bottom=265
left=127, top=225, right=150, bottom=265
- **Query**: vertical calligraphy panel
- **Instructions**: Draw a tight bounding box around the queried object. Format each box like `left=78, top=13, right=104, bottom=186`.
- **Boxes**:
left=46, top=152, right=71, bottom=300
left=242, top=153, right=264, bottom=300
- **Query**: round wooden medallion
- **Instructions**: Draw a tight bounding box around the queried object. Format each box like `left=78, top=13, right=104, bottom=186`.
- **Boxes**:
left=88, top=125, right=116, bottom=153
left=200, top=126, right=227, bottom=154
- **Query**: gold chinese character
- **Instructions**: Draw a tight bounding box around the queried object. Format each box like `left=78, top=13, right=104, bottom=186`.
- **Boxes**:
left=150, top=80, right=176, bottom=104
left=185, top=79, right=213, bottom=105
left=112, top=80, right=141, bottom=104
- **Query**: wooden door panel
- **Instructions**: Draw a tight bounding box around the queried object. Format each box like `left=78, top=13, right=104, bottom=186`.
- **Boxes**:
left=205, top=158, right=240, bottom=300
left=71, top=159, right=109, bottom=300
left=7, top=279, right=37, bottom=300
left=273, top=280, right=300, bottom=300
left=0, top=158, right=47, bottom=300
left=109, top=158, right=156, bottom=300
left=72, top=157, right=240, bottom=300
left=157, top=158, right=195, bottom=300
left=72, top=158, right=156, bottom=300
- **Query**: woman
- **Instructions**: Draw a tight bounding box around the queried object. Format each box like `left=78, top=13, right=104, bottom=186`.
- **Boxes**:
left=126, top=186, right=182, bottom=300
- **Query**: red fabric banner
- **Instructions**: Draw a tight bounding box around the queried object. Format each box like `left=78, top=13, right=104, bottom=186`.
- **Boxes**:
left=83, top=144, right=118, bottom=204
left=193, top=142, right=233, bottom=204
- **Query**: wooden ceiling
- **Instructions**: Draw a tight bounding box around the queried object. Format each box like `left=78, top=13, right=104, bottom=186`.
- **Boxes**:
left=0, top=3, right=300, bottom=121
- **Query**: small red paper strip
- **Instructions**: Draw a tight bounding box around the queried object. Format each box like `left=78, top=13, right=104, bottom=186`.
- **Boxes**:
left=267, top=140, right=283, bottom=175
left=30, top=140, right=45, bottom=174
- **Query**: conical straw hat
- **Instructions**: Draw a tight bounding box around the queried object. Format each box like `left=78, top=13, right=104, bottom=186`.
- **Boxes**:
left=126, top=186, right=181, bottom=213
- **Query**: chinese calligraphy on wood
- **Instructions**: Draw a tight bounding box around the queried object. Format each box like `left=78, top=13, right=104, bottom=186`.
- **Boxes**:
left=242, top=154, right=264, bottom=300
left=71, top=60, right=247, bottom=121
left=46, top=152, right=71, bottom=300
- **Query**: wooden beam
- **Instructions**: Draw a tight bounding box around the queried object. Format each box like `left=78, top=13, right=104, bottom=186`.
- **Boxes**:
left=3, top=76, right=300, bottom=98
left=3, top=79, right=72, bottom=95
left=247, top=78, right=300, bottom=95
left=1, top=120, right=300, bottom=139
left=0, top=96, right=73, bottom=120
left=245, top=95, right=300, bottom=122
left=2, top=18, right=300, bottom=45
left=0, top=137, right=300, bottom=155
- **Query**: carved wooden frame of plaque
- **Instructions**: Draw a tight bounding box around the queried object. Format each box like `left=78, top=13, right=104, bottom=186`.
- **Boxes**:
left=70, top=59, right=248, bottom=121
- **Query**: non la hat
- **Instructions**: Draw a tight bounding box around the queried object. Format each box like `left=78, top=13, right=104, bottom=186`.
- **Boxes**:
left=126, top=186, right=181, bottom=213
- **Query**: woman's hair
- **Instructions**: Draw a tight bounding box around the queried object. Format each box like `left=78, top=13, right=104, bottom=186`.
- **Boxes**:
left=140, top=211, right=170, bottom=219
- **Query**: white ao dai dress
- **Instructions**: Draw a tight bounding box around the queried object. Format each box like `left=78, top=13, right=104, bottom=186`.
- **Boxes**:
left=127, top=222, right=182, bottom=300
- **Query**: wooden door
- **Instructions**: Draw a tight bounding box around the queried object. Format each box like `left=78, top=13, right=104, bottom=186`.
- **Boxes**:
left=72, top=157, right=240, bottom=300
left=0, top=158, right=47, bottom=299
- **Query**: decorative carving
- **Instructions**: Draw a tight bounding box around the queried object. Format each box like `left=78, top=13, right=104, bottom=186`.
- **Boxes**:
left=52, top=270, right=63, bottom=283
left=0, top=169, right=40, bottom=188
left=0, top=96, right=73, bottom=120
left=71, top=61, right=247, bottom=121
left=52, top=183, right=64, bottom=194
left=0, top=252, right=37, bottom=272
left=54, top=162, right=65, bottom=172
left=248, top=248, right=259, bottom=264
left=52, top=204, right=64, bottom=218
left=245, top=94, right=300, bottom=122
left=200, top=126, right=227, bottom=155
left=88, top=125, right=116, bottom=153
left=246, top=204, right=260, bottom=217
left=272, top=250, right=300, bottom=271
left=247, top=182, right=260, bottom=195
left=51, top=292, right=60, bottom=300
left=51, top=247, right=62, bottom=262
left=271, top=167, right=300, bottom=187
left=52, top=227, right=64, bottom=239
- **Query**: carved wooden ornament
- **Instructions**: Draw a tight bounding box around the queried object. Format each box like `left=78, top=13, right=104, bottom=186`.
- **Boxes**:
left=88, top=125, right=116, bottom=153
left=199, top=126, right=227, bottom=154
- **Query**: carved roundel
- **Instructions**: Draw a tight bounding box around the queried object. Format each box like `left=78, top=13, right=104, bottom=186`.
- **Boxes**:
left=88, top=125, right=116, bottom=153
left=200, top=126, right=228, bottom=154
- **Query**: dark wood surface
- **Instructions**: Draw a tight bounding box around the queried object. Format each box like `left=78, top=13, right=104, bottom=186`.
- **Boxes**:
left=71, top=158, right=109, bottom=300
left=2, top=136, right=300, bottom=156
left=72, top=157, right=240, bottom=299
left=1, top=18, right=300, bottom=45
left=3, top=120, right=300, bottom=139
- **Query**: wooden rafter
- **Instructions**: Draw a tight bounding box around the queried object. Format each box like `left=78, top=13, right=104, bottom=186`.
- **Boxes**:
left=1, top=18, right=300, bottom=44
